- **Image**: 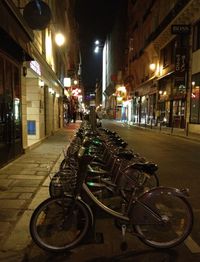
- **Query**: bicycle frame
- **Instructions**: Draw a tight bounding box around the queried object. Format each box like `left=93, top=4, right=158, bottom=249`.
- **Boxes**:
left=82, top=182, right=166, bottom=223
left=82, top=182, right=129, bottom=222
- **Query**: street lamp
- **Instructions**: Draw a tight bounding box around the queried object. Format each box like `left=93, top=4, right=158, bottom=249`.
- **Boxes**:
left=94, top=46, right=100, bottom=53
left=55, top=33, right=65, bottom=46
left=94, top=39, right=103, bottom=54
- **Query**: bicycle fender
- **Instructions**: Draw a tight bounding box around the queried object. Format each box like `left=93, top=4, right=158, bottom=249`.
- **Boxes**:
left=130, top=187, right=188, bottom=225
left=140, top=186, right=189, bottom=199
left=77, top=196, right=94, bottom=226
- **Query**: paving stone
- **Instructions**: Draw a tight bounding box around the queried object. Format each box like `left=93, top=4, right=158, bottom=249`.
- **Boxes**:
left=0, top=192, right=19, bottom=199
left=0, top=250, right=25, bottom=262
left=28, top=187, right=49, bottom=210
left=18, top=193, right=33, bottom=200
left=0, top=222, right=12, bottom=243
left=0, top=175, right=8, bottom=179
left=9, top=187, right=37, bottom=193
left=0, top=180, right=14, bottom=191
left=9, top=163, right=39, bottom=169
left=0, top=209, right=20, bottom=221
left=9, top=175, right=44, bottom=180
left=36, top=171, right=49, bottom=176
left=0, top=126, right=79, bottom=257
left=2, top=210, right=33, bottom=251
left=0, top=222, right=11, bottom=233
left=17, top=170, right=37, bottom=175
left=0, top=200, right=26, bottom=209
left=13, top=180, right=42, bottom=187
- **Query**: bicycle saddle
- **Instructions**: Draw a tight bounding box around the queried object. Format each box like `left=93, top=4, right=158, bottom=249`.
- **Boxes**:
left=116, top=150, right=134, bottom=160
left=124, top=162, right=158, bottom=174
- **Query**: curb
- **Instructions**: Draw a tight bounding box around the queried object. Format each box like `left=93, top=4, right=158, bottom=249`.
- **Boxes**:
left=124, top=123, right=200, bottom=143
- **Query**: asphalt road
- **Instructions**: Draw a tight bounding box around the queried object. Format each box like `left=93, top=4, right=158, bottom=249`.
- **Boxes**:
left=102, top=120, right=200, bottom=256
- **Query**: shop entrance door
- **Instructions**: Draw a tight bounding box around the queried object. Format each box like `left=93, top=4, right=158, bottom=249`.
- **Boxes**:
left=0, top=54, right=23, bottom=167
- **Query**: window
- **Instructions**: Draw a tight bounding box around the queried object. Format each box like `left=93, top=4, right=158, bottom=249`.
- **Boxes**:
left=191, top=74, right=200, bottom=123
left=161, top=40, right=175, bottom=67
left=0, top=58, right=4, bottom=124
left=193, top=21, right=200, bottom=52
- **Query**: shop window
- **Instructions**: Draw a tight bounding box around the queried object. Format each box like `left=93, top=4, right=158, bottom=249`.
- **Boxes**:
left=27, top=120, right=36, bottom=135
left=191, top=74, right=200, bottom=123
left=193, top=21, right=200, bottom=52
left=0, top=58, right=4, bottom=124
left=190, top=86, right=200, bottom=123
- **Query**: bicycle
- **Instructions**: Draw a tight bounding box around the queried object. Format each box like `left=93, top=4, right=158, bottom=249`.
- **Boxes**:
left=30, top=147, right=193, bottom=253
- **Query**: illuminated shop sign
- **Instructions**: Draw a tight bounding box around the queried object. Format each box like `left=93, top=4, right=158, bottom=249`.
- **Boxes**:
left=30, top=61, right=41, bottom=76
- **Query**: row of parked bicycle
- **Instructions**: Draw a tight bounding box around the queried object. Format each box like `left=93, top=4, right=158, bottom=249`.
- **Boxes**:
left=29, top=120, right=194, bottom=253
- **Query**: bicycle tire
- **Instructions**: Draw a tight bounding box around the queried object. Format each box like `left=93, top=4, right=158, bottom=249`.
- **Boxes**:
left=131, top=187, right=193, bottom=249
left=30, top=196, right=91, bottom=252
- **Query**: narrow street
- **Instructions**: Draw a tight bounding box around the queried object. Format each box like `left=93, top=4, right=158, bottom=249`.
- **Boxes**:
left=23, top=120, right=200, bottom=262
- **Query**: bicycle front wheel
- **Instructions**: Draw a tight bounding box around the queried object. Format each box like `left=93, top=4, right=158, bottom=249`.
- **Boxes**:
left=30, top=196, right=91, bottom=252
left=132, top=188, right=193, bottom=249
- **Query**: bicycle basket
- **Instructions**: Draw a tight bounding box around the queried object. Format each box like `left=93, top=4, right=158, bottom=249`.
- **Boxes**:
left=50, top=170, right=77, bottom=197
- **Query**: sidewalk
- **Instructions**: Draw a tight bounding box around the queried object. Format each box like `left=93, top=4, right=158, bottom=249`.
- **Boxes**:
left=127, top=122, right=200, bottom=143
left=0, top=122, right=80, bottom=262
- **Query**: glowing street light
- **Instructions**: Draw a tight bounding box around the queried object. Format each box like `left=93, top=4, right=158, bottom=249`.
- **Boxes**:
left=94, top=46, right=100, bottom=53
left=55, top=33, right=65, bottom=46
left=94, top=39, right=103, bottom=54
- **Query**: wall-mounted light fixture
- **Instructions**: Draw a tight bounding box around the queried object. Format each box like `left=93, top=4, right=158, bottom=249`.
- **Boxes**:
left=39, top=79, right=44, bottom=87
left=149, top=63, right=156, bottom=71
left=23, top=66, right=27, bottom=77
left=55, top=33, right=65, bottom=46
left=74, top=80, right=78, bottom=85
left=48, top=87, right=55, bottom=94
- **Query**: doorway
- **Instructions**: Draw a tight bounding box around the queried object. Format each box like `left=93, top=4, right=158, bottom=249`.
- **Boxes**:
left=0, top=52, right=23, bottom=167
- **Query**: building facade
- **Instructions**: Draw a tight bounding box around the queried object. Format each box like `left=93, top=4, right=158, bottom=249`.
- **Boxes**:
left=0, top=0, right=79, bottom=167
left=102, top=0, right=128, bottom=120
left=124, top=0, right=200, bottom=134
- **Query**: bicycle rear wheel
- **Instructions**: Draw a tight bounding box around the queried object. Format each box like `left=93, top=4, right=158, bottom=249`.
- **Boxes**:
left=30, top=196, right=91, bottom=252
left=132, top=188, right=193, bottom=249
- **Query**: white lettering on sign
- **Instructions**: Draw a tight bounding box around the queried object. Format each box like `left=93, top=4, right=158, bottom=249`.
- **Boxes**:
left=175, top=54, right=186, bottom=73
left=30, top=61, right=41, bottom=76
left=171, top=25, right=190, bottom=34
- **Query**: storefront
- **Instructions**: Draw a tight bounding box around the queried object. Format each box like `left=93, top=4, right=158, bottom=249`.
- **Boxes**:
left=0, top=1, right=33, bottom=167
left=191, top=73, right=200, bottom=124
left=0, top=51, right=23, bottom=167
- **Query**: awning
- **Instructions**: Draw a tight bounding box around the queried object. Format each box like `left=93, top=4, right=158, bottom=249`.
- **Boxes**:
left=156, top=71, right=174, bottom=81
left=0, top=0, right=34, bottom=61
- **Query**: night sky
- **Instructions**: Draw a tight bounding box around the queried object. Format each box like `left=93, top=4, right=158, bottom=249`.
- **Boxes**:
left=75, top=0, right=120, bottom=92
